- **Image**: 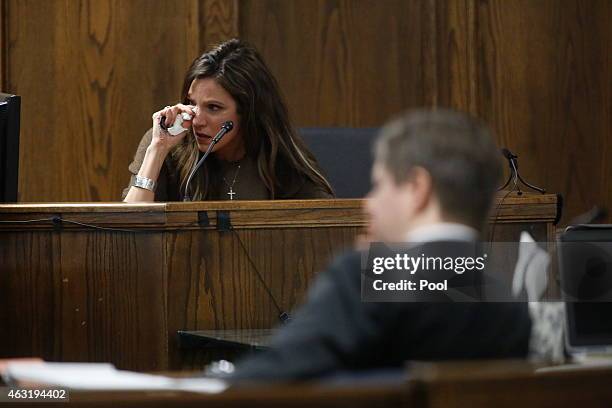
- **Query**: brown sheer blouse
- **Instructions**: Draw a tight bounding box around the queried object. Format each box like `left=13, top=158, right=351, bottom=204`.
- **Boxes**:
left=122, top=129, right=334, bottom=201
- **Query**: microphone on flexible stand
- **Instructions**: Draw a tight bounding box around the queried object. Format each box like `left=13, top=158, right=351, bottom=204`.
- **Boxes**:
left=178, top=120, right=291, bottom=323
left=497, top=147, right=545, bottom=195
left=183, top=121, right=234, bottom=201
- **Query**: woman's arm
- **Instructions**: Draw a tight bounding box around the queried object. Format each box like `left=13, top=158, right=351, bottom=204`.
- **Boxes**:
left=123, top=104, right=194, bottom=203
left=123, top=143, right=170, bottom=202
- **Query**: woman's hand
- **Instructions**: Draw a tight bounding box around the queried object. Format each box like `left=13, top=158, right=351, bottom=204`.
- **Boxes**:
left=123, top=103, right=195, bottom=203
left=150, top=104, right=195, bottom=153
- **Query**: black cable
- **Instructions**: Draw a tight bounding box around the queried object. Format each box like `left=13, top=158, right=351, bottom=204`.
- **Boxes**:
left=0, top=216, right=197, bottom=233
left=0, top=217, right=56, bottom=224
left=53, top=217, right=157, bottom=233
left=230, top=228, right=291, bottom=324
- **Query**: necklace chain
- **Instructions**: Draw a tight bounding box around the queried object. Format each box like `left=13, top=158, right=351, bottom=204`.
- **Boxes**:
left=222, top=163, right=241, bottom=200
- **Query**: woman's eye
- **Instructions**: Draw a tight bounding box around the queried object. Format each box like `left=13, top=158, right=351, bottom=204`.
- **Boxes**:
left=208, top=104, right=221, bottom=112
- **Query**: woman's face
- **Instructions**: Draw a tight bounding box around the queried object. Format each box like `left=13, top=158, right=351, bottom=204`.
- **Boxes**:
left=187, top=78, right=243, bottom=159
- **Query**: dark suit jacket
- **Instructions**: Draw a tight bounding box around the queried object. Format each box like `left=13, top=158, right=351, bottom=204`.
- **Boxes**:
left=228, top=246, right=531, bottom=382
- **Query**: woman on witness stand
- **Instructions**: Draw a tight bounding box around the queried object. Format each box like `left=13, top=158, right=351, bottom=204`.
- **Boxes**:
left=123, top=38, right=333, bottom=202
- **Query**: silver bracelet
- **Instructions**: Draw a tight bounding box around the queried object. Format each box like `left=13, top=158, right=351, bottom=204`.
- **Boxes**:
left=132, top=175, right=156, bottom=192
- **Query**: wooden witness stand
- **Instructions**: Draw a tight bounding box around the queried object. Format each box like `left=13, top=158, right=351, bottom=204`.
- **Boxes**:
left=0, top=193, right=559, bottom=371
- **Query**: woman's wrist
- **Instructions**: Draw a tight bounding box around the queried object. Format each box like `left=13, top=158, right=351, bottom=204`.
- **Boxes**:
left=138, top=143, right=168, bottom=181
left=147, top=140, right=171, bottom=158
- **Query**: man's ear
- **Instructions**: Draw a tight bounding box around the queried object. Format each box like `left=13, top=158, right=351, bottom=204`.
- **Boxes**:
left=406, top=166, right=434, bottom=211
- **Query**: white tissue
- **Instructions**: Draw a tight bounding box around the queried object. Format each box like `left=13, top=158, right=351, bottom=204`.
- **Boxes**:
left=167, top=112, right=193, bottom=136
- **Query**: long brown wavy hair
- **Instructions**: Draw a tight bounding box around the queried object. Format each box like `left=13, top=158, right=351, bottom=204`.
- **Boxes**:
left=170, top=39, right=334, bottom=200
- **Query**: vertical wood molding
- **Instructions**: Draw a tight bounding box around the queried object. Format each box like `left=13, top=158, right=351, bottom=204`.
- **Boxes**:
left=425, top=0, right=438, bottom=107
left=0, top=0, right=7, bottom=92
left=200, top=0, right=239, bottom=52
left=466, top=0, right=478, bottom=115
left=186, top=0, right=203, bottom=67
left=433, top=0, right=479, bottom=113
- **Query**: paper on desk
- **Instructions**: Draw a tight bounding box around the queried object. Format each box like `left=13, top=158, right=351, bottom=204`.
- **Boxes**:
left=4, top=362, right=227, bottom=393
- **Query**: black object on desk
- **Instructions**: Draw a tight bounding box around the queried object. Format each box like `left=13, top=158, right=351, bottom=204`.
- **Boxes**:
left=0, top=93, right=20, bottom=202
left=178, top=329, right=274, bottom=352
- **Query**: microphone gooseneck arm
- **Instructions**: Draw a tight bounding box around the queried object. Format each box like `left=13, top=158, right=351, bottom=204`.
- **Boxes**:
left=183, top=121, right=234, bottom=201
left=497, top=147, right=545, bottom=195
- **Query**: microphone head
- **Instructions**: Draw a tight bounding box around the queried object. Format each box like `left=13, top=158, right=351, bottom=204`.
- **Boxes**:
left=221, top=121, right=234, bottom=131
left=211, top=121, right=234, bottom=144
left=501, top=148, right=516, bottom=160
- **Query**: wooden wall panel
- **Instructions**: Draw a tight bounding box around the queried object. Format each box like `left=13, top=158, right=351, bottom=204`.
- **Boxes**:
left=2, top=0, right=609, bottom=223
left=475, top=0, right=612, bottom=224
left=5, top=0, right=201, bottom=202
left=200, top=0, right=239, bottom=50
left=240, top=0, right=439, bottom=126
left=0, top=0, right=7, bottom=90
left=434, top=0, right=478, bottom=114
left=239, top=0, right=486, bottom=124
left=240, top=0, right=611, bottom=224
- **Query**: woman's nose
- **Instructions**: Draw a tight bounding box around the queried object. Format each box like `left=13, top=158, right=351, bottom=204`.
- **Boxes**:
left=192, top=107, right=207, bottom=127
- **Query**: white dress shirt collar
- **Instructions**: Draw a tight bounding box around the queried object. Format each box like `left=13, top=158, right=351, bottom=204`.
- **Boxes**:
left=405, top=222, right=479, bottom=243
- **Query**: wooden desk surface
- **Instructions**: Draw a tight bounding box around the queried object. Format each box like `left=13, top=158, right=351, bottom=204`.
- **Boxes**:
left=63, top=386, right=411, bottom=408
left=178, top=329, right=274, bottom=350
left=0, top=192, right=559, bottom=227
left=0, top=199, right=366, bottom=230
left=2, top=362, right=611, bottom=408
left=412, top=360, right=612, bottom=408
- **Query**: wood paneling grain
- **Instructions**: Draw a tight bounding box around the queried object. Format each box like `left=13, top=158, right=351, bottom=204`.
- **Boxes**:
left=239, top=0, right=483, bottom=124
left=477, top=0, right=611, bottom=225
left=6, top=0, right=201, bottom=202
left=164, top=226, right=359, bottom=367
left=4, top=0, right=609, bottom=223
left=0, top=201, right=370, bottom=370
left=475, top=0, right=611, bottom=224
left=0, top=231, right=61, bottom=359
left=240, top=0, right=436, bottom=126
left=0, top=0, right=7, bottom=90
left=0, top=229, right=167, bottom=370
left=201, top=0, right=239, bottom=49
left=59, top=232, right=168, bottom=370
left=240, top=0, right=611, bottom=224
left=435, top=0, right=478, bottom=113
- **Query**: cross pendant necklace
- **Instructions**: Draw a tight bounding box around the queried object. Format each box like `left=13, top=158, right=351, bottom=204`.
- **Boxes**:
left=222, top=163, right=241, bottom=200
